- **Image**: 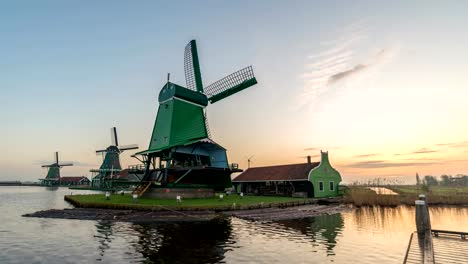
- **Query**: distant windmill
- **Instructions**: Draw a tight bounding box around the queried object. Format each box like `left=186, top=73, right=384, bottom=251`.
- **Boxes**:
left=246, top=155, right=254, bottom=169
left=40, top=152, right=73, bottom=186
left=90, top=127, right=139, bottom=188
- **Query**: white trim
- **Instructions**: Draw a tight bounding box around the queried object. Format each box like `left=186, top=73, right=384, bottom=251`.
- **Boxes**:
left=160, top=96, right=207, bottom=108
left=174, top=97, right=207, bottom=108
left=307, top=159, right=322, bottom=180
left=159, top=98, right=172, bottom=104
left=319, top=181, right=324, bottom=192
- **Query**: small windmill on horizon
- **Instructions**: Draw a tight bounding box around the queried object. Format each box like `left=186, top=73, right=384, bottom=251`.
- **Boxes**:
left=90, top=127, right=138, bottom=188
left=39, top=152, right=73, bottom=186
left=246, top=155, right=254, bottom=169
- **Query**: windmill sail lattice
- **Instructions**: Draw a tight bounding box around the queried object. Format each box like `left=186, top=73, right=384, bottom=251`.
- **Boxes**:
left=136, top=39, right=258, bottom=191
left=204, top=66, right=257, bottom=103
left=184, top=40, right=204, bottom=92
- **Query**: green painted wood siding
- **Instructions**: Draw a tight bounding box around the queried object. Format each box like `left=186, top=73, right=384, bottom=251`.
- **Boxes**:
left=148, top=99, right=207, bottom=151
left=308, top=152, right=342, bottom=198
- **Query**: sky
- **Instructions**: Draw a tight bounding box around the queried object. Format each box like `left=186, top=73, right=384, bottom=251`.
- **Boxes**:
left=2, top=1, right=468, bottom=184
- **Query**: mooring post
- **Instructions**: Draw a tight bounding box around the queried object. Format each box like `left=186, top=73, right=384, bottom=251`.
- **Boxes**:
left=415, top=200, right=430, bottom=234
left=415, top=195, right=434, bottom=263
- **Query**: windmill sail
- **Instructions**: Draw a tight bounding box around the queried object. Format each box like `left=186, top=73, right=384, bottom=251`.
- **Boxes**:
left=111, top=127, right=119, bottom=146
left=184, top=40, right=204, bottom=92
left=119, top=144, right=139, bottom=151
left=204, top=66, right=257, bottom=104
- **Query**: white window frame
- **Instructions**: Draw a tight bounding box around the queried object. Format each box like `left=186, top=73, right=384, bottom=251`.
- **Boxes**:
left=319, top=181, right=324, bottom=192
left=329, top=181, right=335, bottom=191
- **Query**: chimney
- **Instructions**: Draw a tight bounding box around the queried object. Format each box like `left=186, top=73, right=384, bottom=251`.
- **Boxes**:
left=320, top=151, right=329, bottom=164
left=307, top=155, right=311, bottom=164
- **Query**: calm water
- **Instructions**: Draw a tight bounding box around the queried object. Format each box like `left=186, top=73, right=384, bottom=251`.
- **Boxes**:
left=0, top=186, right=467, bottom=264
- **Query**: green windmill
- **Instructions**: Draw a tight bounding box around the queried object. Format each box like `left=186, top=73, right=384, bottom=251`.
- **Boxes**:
left=134, top=39, right=257, bottom=194
left=90, top=127, right=139, bottom=189
left=40, top=152, right=73, bottom=186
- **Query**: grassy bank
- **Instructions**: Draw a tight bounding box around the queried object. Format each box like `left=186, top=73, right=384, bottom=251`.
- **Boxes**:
left=344, top=185, right=468, bottom=206
left=389, top=185, right=468, bottom=205
left=65, top=194, right=317, bottom=211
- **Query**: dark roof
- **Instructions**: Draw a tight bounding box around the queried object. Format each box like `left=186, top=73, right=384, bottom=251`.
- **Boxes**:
left=108, top=169, right=142, bottom=181
left=232, top=162, right=320, bottom=182
left=60, top=176, right=89, bottom=183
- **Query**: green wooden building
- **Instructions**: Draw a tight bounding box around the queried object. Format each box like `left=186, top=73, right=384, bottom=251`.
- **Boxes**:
left=232, top=151, right=342, bottom=198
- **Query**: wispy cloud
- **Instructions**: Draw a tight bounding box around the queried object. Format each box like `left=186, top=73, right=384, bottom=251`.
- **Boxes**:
left=394, top=148, right=438, bottom=156
left=298, top=154, right=320, bottom=159
left=299, top=21, right=399, bottom=110
left=436, top=141, right=468, bottom=148
left=327, top=49, right=392, bottom=85
left=304, top=147, right=319, bottom=151
left=345, top=160, right=443, bottom=169
left=412, top=148, right=438, bottom=154
left=304, top=147, right=340, bottom=151
left=353, top=153, right=380, bottom=158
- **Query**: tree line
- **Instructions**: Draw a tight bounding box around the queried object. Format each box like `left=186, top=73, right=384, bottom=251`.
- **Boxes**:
left=416, top=173, right=468, bottom=186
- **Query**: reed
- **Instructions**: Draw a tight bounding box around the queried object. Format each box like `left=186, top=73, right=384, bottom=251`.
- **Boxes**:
left=344, top=186, right=400, bottom=206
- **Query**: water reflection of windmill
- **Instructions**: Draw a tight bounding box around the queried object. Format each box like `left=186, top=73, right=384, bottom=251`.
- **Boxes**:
left=131, top=219, right=232, bottom=263
left=90, top=127, right=138, bottom=189
left=39, top=152, right=73, bottom=186
left=134, top=39, right=257, bottom=197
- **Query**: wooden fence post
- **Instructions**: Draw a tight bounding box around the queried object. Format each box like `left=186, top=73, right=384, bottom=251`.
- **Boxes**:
left=415, top=196, right=434, bottom=263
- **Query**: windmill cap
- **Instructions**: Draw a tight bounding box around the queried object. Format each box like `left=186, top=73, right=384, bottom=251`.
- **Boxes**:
left=159, top=82, right=208, bottom=106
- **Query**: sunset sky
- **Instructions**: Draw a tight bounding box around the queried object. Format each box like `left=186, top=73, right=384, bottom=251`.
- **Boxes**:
left=2, top=1, right=468, bottom=183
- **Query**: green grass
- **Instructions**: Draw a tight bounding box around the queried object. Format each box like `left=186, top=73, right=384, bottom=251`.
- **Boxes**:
left=391, top=185, right=468, bottom=195
left=388, top=185, right=468, bottom=205
left=66, top=193, right=312, bottom=211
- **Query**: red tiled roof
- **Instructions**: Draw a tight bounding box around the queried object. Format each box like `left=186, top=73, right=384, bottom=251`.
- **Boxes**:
left=60, top=176, right=89, bottom=183
left=232, top=162, right=320, bottom=182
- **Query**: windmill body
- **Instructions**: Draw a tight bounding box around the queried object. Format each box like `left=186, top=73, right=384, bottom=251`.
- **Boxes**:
left=91, top=127, right=138, bottom=189
left=135, top=40, right=257, bottom=194
left=39, top=152, right=73, bottom=186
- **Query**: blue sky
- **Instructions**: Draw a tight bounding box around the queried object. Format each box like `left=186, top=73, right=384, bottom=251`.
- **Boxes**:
left=2, top=1, right=468, bottom=182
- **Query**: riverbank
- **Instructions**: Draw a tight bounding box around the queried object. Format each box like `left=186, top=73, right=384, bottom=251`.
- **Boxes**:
left=23, top=193, right=345, bottom=222
left=23, top=208, right=218, bottom=222
left=64, top=193, right=331, bottom=211
left=344, top=185, right=468, bottom=206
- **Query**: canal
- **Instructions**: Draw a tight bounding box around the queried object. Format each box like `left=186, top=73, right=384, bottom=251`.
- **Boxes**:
left=0, top=186, right=466, bottom=263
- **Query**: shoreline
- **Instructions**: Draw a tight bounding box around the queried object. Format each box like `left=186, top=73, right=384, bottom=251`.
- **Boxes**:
left=22, top=195, right=346, bottom=222
left=23, top=203, right=347, bottom=222
left=64, top=194, right=342, bottom=212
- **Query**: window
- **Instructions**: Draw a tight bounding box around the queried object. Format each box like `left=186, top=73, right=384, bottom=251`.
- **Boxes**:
left=329, top=181, right=335, bottom=191
left=319, top=181, right=324, bottom=192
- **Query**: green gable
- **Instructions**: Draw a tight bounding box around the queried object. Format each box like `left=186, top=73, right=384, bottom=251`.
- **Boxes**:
left=148, top=97, right=208, bottom=152
left=308, top=151, right=342, bottom=198
left=45, top=166, right=60, bottom=179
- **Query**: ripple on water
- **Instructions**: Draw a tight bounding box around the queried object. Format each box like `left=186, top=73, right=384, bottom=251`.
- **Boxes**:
left=1, top=187, right=468, bottom=264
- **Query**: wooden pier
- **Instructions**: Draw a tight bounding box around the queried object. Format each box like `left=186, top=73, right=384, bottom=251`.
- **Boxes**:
left=404, top=195, right=467, bottom=264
